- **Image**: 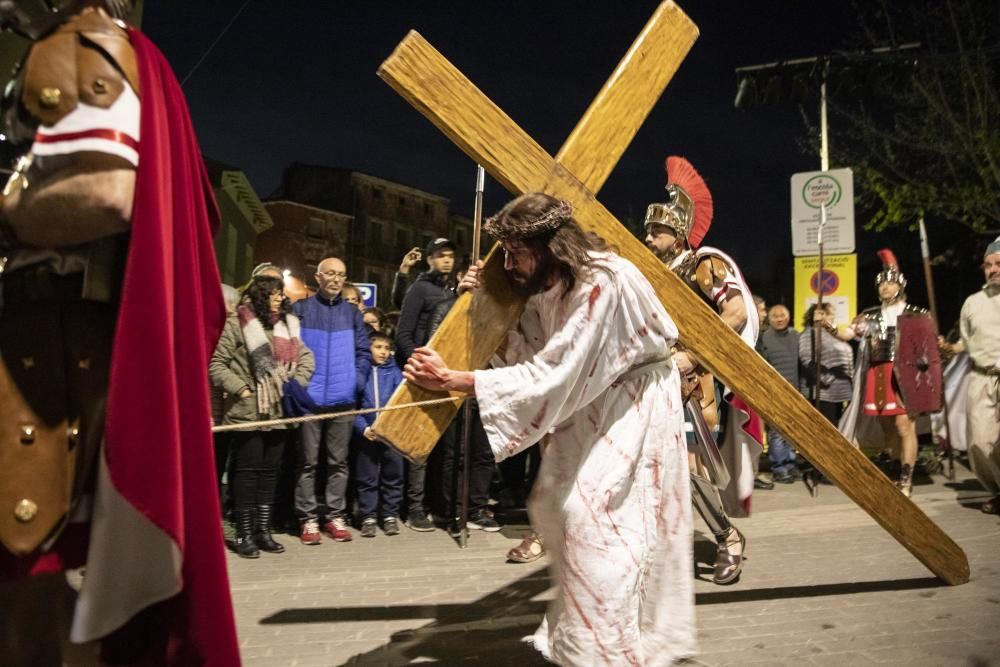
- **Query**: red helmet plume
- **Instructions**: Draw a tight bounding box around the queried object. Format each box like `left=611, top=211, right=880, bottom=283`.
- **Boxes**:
left=666, top=156, right=713, bottom=248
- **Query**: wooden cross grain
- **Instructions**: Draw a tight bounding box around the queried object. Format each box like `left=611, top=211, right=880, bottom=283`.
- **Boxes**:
left=371, top=1, right=969, bottom=586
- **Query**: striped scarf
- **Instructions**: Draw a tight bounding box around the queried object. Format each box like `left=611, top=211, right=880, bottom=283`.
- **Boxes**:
left=237, top=305, right=302, bottom=414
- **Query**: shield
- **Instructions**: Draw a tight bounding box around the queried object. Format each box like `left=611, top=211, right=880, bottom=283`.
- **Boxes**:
left=894, top=312, right=943, bottom=414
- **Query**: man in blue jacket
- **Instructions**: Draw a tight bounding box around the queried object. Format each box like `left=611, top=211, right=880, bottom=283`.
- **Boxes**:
left=293, top=257, right=371, bottom=544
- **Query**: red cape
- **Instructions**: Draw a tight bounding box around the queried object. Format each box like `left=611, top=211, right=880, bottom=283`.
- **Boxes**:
left=97, top=28, right=238, bottom=665
left=102, top=29, right=238, bottom=665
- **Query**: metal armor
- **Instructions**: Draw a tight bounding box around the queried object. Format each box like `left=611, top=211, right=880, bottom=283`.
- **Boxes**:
left=0, top=5, right=135, bottom=558
left=863, top=304, right=928, bottom=364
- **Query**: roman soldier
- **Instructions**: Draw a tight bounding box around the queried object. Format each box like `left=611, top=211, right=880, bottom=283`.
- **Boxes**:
left=644, top=156, right=763, bottom=585
left=0, top=2, right=238, bottom=664
left=838, top=249, right=934, bottom=498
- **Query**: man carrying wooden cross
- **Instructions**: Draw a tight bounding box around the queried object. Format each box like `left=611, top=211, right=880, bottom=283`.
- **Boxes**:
left=404, top=193, right=697, bottom=665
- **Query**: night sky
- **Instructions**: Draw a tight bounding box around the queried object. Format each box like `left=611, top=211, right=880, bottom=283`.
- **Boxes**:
left=144, top=1, right=966, bottom=325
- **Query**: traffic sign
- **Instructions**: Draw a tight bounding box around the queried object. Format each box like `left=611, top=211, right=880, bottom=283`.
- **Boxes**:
left=355, top=282, right=378, bottom=308
left=790, top=168, right=855, bottom=256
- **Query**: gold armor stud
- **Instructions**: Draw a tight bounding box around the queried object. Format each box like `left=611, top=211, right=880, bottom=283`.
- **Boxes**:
left=14, top=499, right=38, bottom=523
left=39, top=87, right=62, bottom=109
left=20, top=425, right=36, bottom=445
left=78, top=358, right=90, bottom=370
left=21, top=357, right=34, bottom=369
left=93, top=78, right=108, bottom=94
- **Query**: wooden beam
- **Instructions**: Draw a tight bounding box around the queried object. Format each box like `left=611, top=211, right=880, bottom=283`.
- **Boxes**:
left=555, top=1, right=698, bottom=192
left=372, top=9, right=970, bottom=586
left=372, top=1, right=699, bottom=462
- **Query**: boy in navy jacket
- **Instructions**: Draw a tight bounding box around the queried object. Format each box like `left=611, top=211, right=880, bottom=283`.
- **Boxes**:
left=354, top=332, right=405, bottom=536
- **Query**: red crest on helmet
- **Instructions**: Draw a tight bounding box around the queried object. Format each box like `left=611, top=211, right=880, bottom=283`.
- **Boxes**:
left=666, top=156, right=713, bottom=248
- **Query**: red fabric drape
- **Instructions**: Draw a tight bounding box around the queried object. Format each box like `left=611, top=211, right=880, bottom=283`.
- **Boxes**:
left=101, top=28, right=238, bottom=665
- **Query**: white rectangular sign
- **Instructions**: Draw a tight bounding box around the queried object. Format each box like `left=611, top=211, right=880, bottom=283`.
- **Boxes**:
left=790, top=168, right=855, bottom=256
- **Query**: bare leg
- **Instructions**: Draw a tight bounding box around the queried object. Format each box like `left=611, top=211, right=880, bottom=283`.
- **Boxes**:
left=895, top=414, right=918, bottom=468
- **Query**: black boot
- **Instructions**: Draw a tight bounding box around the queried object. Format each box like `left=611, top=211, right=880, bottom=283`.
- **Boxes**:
left=254, top=504, right=285, bottom=553
left=233, top=508, right=260, bottom=559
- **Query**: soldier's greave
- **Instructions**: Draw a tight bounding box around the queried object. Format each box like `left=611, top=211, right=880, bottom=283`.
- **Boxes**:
left=690, top=473, right=731, bottom=543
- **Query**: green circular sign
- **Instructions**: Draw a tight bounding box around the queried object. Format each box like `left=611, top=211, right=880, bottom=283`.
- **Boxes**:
left=801, top=174, right=842, bottom=209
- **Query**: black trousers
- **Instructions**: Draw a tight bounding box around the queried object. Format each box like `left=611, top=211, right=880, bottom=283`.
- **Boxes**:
left=817, top=400, right=845, bottom=425
left=438, top=401, right=495, bottom=518
left=229, top=429, right=285, bottom=511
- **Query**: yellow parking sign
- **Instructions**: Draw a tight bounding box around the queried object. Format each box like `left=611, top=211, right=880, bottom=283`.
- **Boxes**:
left=793, top=253, right=857, bottom=327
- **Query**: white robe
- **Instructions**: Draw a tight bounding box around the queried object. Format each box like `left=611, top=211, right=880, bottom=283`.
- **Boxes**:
left=475, top=253, right=695, bottom=666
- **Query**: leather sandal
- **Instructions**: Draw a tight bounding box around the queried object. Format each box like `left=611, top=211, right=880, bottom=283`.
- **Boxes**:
left=712, top=527, right=746, bottom=585
left=507, top=532, right=545, bottom=563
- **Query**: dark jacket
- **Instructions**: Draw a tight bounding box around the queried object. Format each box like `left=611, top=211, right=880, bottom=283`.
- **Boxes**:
left=760, top=326, right=800, bottom=387
left=395, top=270, right=454, bottom=363
left=426, top=290, right=457, bottom=338
left=354, top=357, right=404, bottom=435
left=293, top=293, right=371, bottom=409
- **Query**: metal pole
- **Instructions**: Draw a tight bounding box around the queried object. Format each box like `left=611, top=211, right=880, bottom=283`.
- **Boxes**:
left=813, top=77, right=829, bottom=411
left=457, top=165, right=485, bottom=548
left=805, top=78, right=830, bottom=498
left=919, top=217, right=956, bottom=480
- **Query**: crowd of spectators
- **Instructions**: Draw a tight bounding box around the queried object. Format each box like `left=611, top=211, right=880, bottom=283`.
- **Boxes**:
left=756, top=296, right=856, bottom=485
left=210, top=238, right=514, bottom=559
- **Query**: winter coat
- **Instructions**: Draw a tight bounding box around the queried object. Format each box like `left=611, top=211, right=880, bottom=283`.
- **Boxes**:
left=293, top=293, right=372, bottom=409
left=209, top=314, right=315, bottom=429
left=395, top=270, right=454, bottom=363
left=354, top=357, right=404, bottom=436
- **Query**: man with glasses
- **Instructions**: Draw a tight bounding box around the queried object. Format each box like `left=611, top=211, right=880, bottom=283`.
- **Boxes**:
left=292, top=257, right=371, bottom=544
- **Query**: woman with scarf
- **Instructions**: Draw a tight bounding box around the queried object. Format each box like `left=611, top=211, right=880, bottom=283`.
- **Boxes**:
left=210, top=275, right=314, bottom=558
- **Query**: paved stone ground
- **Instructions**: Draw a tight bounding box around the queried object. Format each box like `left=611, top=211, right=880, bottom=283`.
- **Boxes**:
left=227, top=462, right=1000, bottom=666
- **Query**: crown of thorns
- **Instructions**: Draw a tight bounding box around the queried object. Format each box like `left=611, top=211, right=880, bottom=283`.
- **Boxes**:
left=483, top=200, right=573, bottom=239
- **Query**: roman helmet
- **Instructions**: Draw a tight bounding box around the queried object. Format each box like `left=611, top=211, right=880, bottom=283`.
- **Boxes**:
left=875, top=248, right=907, bottom=288
left=644, top=155, right=714, bottom=249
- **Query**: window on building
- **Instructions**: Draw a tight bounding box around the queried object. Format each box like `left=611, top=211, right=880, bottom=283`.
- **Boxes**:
left=370, top=221, right=384, bottom=249
left=424, top=202, right=433, bottom=216
left=398, top=195, right=407, bottom=208
left=396, top=227, right=410, bottom=249
left=372, top=188, right=383, bottom=200
left=307, top=216, right=325, bottom=238
left=455, top=226, right=467, bottom=249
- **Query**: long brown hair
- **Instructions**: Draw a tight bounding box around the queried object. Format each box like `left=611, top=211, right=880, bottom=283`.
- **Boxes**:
left=489, top=193, right=610, bottom=297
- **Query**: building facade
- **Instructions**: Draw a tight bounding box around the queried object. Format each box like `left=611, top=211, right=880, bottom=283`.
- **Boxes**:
left=206, top=160, right=274, bottom=287
left=260, top=163, right=474, bottom=310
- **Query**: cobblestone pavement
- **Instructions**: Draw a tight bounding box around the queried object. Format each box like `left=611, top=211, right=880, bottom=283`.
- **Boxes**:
left=228, top=463, right=1000, bottom=666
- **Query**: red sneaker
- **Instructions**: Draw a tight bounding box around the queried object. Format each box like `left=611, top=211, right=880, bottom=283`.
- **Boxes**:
left=300, top=519, right=322, bottom=545
left=324, top=517, right=352, bottom=542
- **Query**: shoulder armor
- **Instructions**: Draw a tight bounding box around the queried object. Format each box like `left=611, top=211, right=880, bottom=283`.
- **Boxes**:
left=861, top=305, right=881, bottom=319
left=20, top=8, right=138, bottom=128
left=694, top=254, right=730, bottom=295
left=903, top=303, right=929, bottom=315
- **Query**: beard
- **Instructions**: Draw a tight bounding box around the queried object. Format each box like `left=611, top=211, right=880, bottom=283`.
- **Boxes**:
left=506, top=255, right=554, bottom=296
left=647, top=241, right=680, bottom=265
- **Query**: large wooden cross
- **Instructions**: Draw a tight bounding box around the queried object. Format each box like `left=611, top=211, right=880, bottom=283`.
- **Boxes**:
left=371, top=1, right=969, bottom=586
